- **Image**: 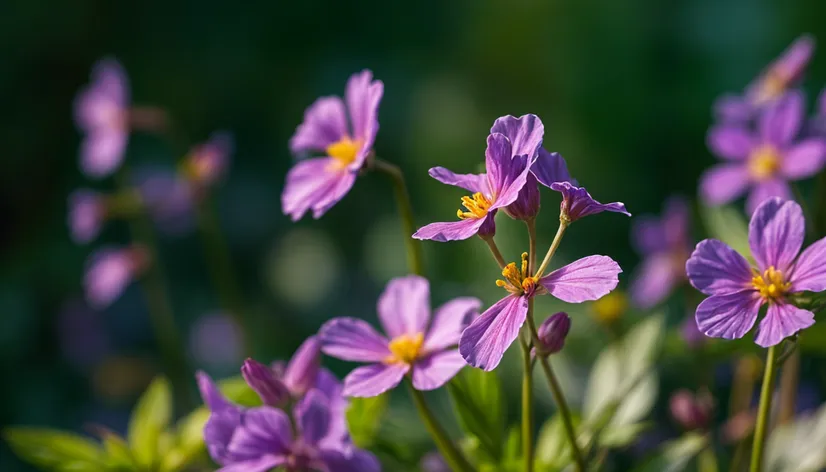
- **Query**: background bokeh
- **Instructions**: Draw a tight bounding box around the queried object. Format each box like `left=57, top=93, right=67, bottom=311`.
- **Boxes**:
left=4, top=0, right=826, bottom=470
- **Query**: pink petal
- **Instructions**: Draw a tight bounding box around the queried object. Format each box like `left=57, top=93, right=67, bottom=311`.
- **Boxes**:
left=748, top=197, right=803, bottom=273
left=790, top=236, right=826, bottom=292
left=695, top=291, right=762, bottom=340
left=295, top=390, right=331, bottom=445
left=377, top=275, right=431, bottom=339
left=686, top=239, right=753, bottom=296
left=630, top=253, right=680, bottom=309
left=428, top=167, right=487, bottom=193
left=539, top=255, right=622, bottom=303
left=459, top=295, right=528, bottom=371
left=281, top=158, right=356, bottom=221
left=781, top=139, right=826, bottom=179
left=81, top=130, right=128, bottom=178
left=746, top=179, right=792, bottom=216
left=532, top=149, right=572, bottom=188
left=412, top=216, right=488, bottom=242
left=289, top=96, right=347, bottom=154
left=489, top=114, right=544, bottom=159
left=412, top=350, right=467, bottom=391
left=342, top=363, right=409, bottom=397
left=754, top=302, right=814, bottom=348
left=758, top=91, right=804, bottom=147
left=484, top=133, right=531, bottom=209
left=318, top=318, right=390, bottom=363
left=345, top=69, right=384, bottom=168
left=707, top=126, right=755, bottom=160
left=423, top=297, right=481, bottom=352
left=699, top=164, right=750, bottom=206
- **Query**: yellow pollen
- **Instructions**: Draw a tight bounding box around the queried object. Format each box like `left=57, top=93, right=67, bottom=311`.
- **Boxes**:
left=385, top=333, right=424, bottom=365
left=748, top=145, right=781, bottom=181
left=752, top=266, right=791, bottom=302
left=326, top=137, right=361, bottom=168
left=754, top=72, right=788, bottom=105
left=456, top=192, right=492, bottom=220
left=496, top=252, right=536, bottom=295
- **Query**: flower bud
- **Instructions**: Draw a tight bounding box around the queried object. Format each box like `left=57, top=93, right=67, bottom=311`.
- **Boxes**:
left=241, top=358, right=289, bottom=406
left=504, top=173, right=540, bottom=221
left=535, top=312, right=571, bottom=356
left=669, top=389, right=713, bottom=431
left=282, top=336, right=322, bottom=396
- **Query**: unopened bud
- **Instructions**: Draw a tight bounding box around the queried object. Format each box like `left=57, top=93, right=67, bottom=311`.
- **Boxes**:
left=241, top=358, right=289, bottom=406
left=535, top=312, right=571, bottom=356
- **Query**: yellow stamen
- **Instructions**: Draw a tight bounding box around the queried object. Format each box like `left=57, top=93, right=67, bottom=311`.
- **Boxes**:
left=754, top=72, right=788, bottom=105
left=385, top=333, right=424, bottom=365
left=457, top=192, right=492, bottom=219
left=326, top=137, right=361, bottom=168
left=748, top=145, right=781, bottom=181
left=752, top=266, right=791, bottom=302
left=496, top=252, right=537, bottom=295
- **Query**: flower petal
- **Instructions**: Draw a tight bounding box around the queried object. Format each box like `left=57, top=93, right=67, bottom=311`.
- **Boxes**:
left=319, top=317, right=390, bottom=363
left=345, top=70, right=384, bottom=169
left=550, top=182, right=630, bottom=222
left=227, top=406, right=291, bottom=460
left=423, top=297, right=481, bottom=352
left=342, top=363, right=409, bottom=397
left=283, top=335, right=322, bottom=396
left=205, top=408, right=243, bottom=466
left=484, top=133, right=531, bottom=209
left=745, top=179, right=792, bottom=216
left=695, top=291, right=762, bottom=340
left=662, top=196, right=691, bottom=249
left=532, top=149, right=572, bottom=187
left=754, top=302, right=814, bottom=348
left=216, top=456, right=285, bottom=472
left=320, top=449, right=382, bottom=472
left=707, top=125, right=755, bottom=160
left=81, top=130, right=128, bottom=178
left=781, top=139, right=826, bottom=179
left=281, top=158, right=356, bottom=221
left=699, top=164, right=750, bottom=205
left=758, top=91, right=804, bottom=147
left=489, top=114, right=544, bottom=159
left=197, top=371, right=235, bottom=413
left=539, top=255, right=622, bottom=303
left=295, top=389, right=331, bottom=445
left=377, top=275, right=431, bottom=339
left=790, top=236, right=826, bottom=292
left=459, top=295, right=528, bottom=371
left=412, top=350, right=467, bottom=390
left=428, top=167, right=487, bottom=193
left=289, top=96, right=347, bottom=154
left=631, top=216, right=667, bottom=255
left=713, top=95, right=753, bottom=123
left=630, top=253, right=680, bottom=309
left=412, top=216, right=488, bottom=242
left=748, top=197, right=803, bottom=273
left=686, top=239, right=753, bottom=295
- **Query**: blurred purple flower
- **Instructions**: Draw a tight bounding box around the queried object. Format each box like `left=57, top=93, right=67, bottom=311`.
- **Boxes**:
left=702, top=92, right=826, bottom=214
left=420, top=452, right=450, bottom=472
left=183, top=132, right=233, bottom=190
left=686, top=198, right=826, bottom=347
left=550, top=181, right=630, bottom=223
left=133, top=167, right=195, bottom=235
left=68, top=189, right=106, bottom=244
left=283, top=70, right=384, bottom=221
left=240, top=336, right=322, bottom=404
left=460, top=252, right=621, bottom=371
left=189, top=313, right=243, bottom=369
left=320, top=275, right=481, bottom=396
left=57, top=299, right=111, bottom=370
left=534, top=312, right=571, bottom=356
left=629, top=197, right=691, bottom=309
left=84, top=245, right=148, bottom=309
left=680, top=315, right=705, bottom=348
left=669, top=388, right=714, bottom=431
left=715, top=35, right=814, bottom=123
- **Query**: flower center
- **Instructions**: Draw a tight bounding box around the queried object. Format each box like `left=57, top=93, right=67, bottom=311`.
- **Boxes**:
left=456, top=192, right=492, bottom=220
left=325, top=137, right=361, bottom=168
left=386, top=333, right=424, bottom=364
left=496, top=252, right=538, bottom=296
left=752, top=266, right=791, bottom=302
left=748, top=145, right=781, bottom=181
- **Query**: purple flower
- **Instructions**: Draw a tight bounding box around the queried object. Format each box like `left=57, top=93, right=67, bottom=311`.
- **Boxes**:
left=74, top=58, right=130, bottom=178
left=84, top=245, right=148, bottom=309
left=629, top=197, right=692, bottom=309
left=686, top=198, right=826, bottom=347
left=196, top=373, right=378, bottom=472
left=282, top=70, right=384, bottom=221
left=534, top=312, right=571, bottom=356
left=133, top=167, right=195, bottom=235
left=68, top=189, right=106, bottom=244
left=702, top=92, right=826, bottom=214
left=669, top=389, right=714, bottom=431
left=319, top=275, right=481, bottom=397
left=240, top=336, right=323, bottom=405
left=183, top=132, right=233, bottom=190
left=715, top=35, right=815, bottom=123
left=460, top=252, right=621, bottom=370
left=550, top=181, right=630, bottom=223
left=413, top=133, right=532, bottom=241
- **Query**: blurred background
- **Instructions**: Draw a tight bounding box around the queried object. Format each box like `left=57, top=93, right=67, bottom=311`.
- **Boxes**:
left=4, top=0, right=826, bottom=470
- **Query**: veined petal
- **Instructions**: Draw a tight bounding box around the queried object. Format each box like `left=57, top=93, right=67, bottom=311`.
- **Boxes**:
left=319, top=317, right=390, bottom=363
left=283, top=335, right=321, bottom=396
left=550, top=182, right=630, bottom=222
left=412, top=350, right=467, bottom=391
left=745, top=179, right=792, bottom=216
left=781, top=139, right=826, bottom=179
left=754, top=302, right=814, bottom=347
left=489, top=114, right=544, bottom=159
left=412, top=216, right=488, bottom=242
left=790, top=236, right=826, bottom=292
left=695, top=291, right=762, bottom=340
left=289, top=96, right=347, bottom=154
left=484, top=133, right=531, bottom=209
left=196, top=371, right=235, bottom=413
left=295, top=389, right=331, bottom=446
left=377, top=275, right=431, bottom=338
left=686, top=239, right=753, bottom=295
left=532, top=149, right=572, bottom=187
left=227, top=407, right=291, bottom=460
left=459, top=294, right=528, bottom=371
left=428, top=167, right=487, bottom=193
left=345, top=70, right=384, bottom=169
left=758, top=91, right=804, bottom=147
left=749, top=197, right=803, bottom=273
left=707, top=125, right=755, bottom=161
left=423, top=297, right=481, bottom=352
left=342, top=363, right=409, bottom=397
left=539, top=255, right=622, bottom=303
left=205, top=408, right=243, bottom=466
left=281, top=158, right=356, bottom=221
left=699, top=164, right=750, bottom=205
left=630, top=253, right=680, bottom=309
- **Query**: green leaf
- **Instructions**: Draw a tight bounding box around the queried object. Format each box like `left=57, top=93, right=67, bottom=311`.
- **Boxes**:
left=3, top=427, right=104, bottom=470
left=174, top=407, right=209, bottom=458
left=447, top=368, right=505, bottom=461
left=345, top=394, right=388, bottom=448
left=699, top=204, right=752, bottom=262
left=535, top=415, right=572, bottom=469
left=640, top=433, right=707, bottom=472
left=218, top=376, right=262, bottom=407
left=127, top=376, right=172, bottom=469
left=99, top=431, right=135, bottom=469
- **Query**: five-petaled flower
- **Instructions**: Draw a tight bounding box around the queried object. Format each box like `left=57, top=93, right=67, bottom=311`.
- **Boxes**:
left=282, top=70, right=384, bottom=221
left=319, top=275, right=481, bottom=397
left=686, top=198, right=826, bottom=347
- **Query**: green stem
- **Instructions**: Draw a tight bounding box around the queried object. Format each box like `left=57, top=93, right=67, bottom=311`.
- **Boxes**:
left=373, top=159, right=424, bottom=276
left=526, top=218, right=537, bottom=275
left=750, top=345, right=779, bottom=472
left=520, top=334, right=534, bottom=472
left=406, top=380, right=475, bottom=472
left=482, top=236, right=507, bottom=269
left=535, top=219, right=569, bottom=278
left=699, top=444, right=719, bottom=472
left=538, top=356, right=586, bottom=472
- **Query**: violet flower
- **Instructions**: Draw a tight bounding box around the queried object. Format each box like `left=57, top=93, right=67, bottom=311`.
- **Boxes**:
left=74, top=59, right=130, bottom=178
left=686, top=198, right=826, bottom=347
left=413, top=133, right=532, bottom=241
left=183, top=132, right=233, bottom=190
left=702, top=92, right=826, bottom=214
left=84, top=245, right=148, bottom=309
left=282, top=70, right=384, bottom=221
left=319, top=275, right=481, bottom=397
left=133, top=167, right=195, bottom=235
left=550, top=181, right=630, bottom=222
left=715, top=35, right=814, bottom=123
left=241, top=336, right=323, bottom=405
left=68, top=189, right=106, bottom=244
left=460, top=252, right=621, bottom=371
left=629, top=197, right=692, bottom=309
left=196, top=373, right=378, bottom=472
left=534, top=312, right=571, bottom=356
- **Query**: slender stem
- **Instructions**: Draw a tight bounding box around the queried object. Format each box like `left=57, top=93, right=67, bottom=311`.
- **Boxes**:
left=750, top=345, right=779, bottom=472
left=538, top=356, right=586, bottom=471
left=482, top=236, right=507, bottom=270
left=535, top=219, right=569, bottom=278
left=777, top=348, right=800, bottom=425
left=791, top=183, right=816, bottom=242
left=526, top=218, right=537, bottom=275
left=699, top=444, right=719, bottom=472
left=406, top=380, right=475, bottom=472
left=520, top=334, right=534, bottom=472
left=373, top=159, right=424, bottom=276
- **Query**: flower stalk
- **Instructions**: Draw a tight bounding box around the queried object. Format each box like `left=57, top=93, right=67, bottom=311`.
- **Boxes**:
left=750, top=344, right=779, bottom=472
left=373, top=158, right=424, bottom=276
left=535, top=218, right=569, bottom=277
left=520, top=330, right=534, bottom=472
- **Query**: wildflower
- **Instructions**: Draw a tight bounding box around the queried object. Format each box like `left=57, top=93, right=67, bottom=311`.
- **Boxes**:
left=715, top=35, right=814, bottom=122
left=629, top=197, right=692, bottom=308
left=68, top=189, right=106, bottom=243
left=702, top=92, right=826, bottom=214
left=240, top=336, right=322, bottom=406
left=319, top=275, right=481, bottom=396
left=182, top=132, right=233, bottom=191
left=282, top=70, right=384, bottom=221
left=534, top=312, right=571, bottom=356
left=591, top=290, right=627, bottom=325
left=669, top=389, right=714, bottom=431
left=686, top=198, right=826, bottom=347
left=460, top=252, right=621, bottom=370
left=413, top=133, right=532, bottom=241
left=133, top=167, right=195, bottom=235
left=84, top=245, right=149, bottom=309
left=550, top=181, right=630, bottom=223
